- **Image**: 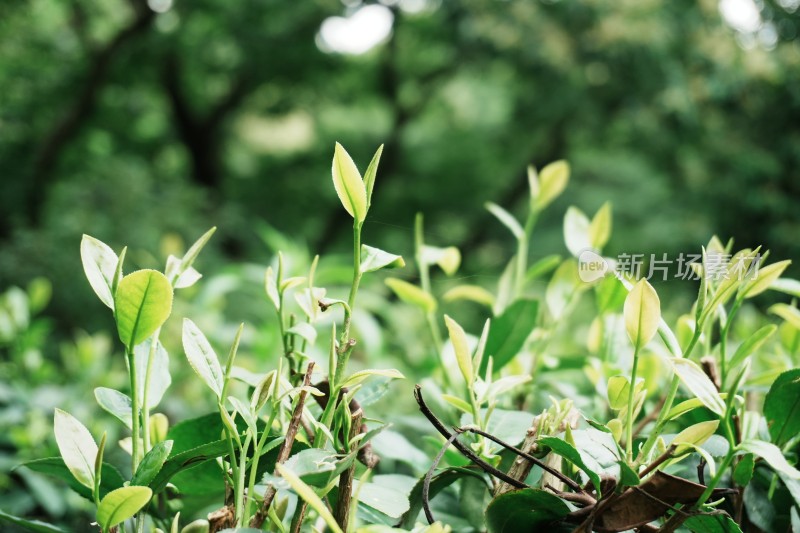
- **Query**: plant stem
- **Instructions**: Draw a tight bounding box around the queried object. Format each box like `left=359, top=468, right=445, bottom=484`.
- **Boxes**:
left=244, top=410, right=279, bottom=524
left=235, top=433, right=252, bottom=527
left=625, top=343, right=641, bottom=462
left=719, top=297, right=742, bottom=388
left=514, top=211, right=538, bottom=297
left=127, top=348, right=140, bottom=473
left=141, top=327, right=161, bottom=452
left=333, top=224, right=363, bottom=387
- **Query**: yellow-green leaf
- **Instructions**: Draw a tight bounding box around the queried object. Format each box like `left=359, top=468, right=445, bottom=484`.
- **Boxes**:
left=363, top=144, right=384, bottom=208
left=623, top=279, right=661, bottom=349
left=535, top=160, right=569, bottom=210
left=563, top=206, right=591, bottom=257
left=770, top=303, right=800, bottom=331
left=444, top=315, right=474, bottom=385
left=672, top=420, right=719, bottom=455
left=442, top=285, right=495, bottom=308
left=743, top=260, right=792, bottom=298
left=607, top=376, right=630, bottom=411
left=331, top=142, right=367, bottom=223
left=385, top=278, right=436, bottom=313
left=589, top=202, right=612, bottom=251
left=114, top=269, right=173, bottom=350
left=96, top=486, right=152, bottom=529
left=275, top=463, right=343, bottom=533
left=54, top=409, right=97, bottom=490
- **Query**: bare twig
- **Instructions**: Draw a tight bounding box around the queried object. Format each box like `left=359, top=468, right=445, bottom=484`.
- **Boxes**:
left=249, top=362, right=315, bottom=529
left=334, top=407, right=364, bottom=530
left=422, top=433, right=460, bottom=524
left=496, top=422, right=539, bottom=496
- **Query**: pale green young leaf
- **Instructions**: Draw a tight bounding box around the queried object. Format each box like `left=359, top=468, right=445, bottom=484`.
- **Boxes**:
left=442, top=285, right=495, bottom=308
left=275, top=463, right=344, bottom=533
left=623, top=279, right=661, bottom=349
left=81, top=234, right=118, bottom=309
left=181, top=318, right=224, bottom=399
left=114, top=270, right=173, bottom=349
left=444, top=315, right=474, bottom=385
left=770, top=278, right=800, bottom=298
left=671, top=358, right=725, bottom=416
left=265, top=267, right=280, bottom=311
left=589, top=202, right=612, bottom=251
left=172, top=227, right=216, bottom=286
left=54, top=409, right=97, bottom=490
left=131, top=440, right=173, bottom=486
left=526, top=254, right=562, bottom=281
left=331, top=142, right=367, bottom=223
left=421, top=245, right=461, bottom=276
left=671, top=420, right=719, bottom=455
left=607, top=376, right=630, bottom=411
left=363, top=144, right=384, bottom=208
left=164, top=256, right=201, bottom=289
left=228, top=396, right=257, bottom=434
left=728, top=324, right=777, bottom=370
left=96, top=486, right=152, bottom=529
left=739, top=439, right=800, bottom=479
left=769, top=303, right=800, bottom=331
left=360, top=244, right=405, bottom=273
left=339, top=368, right=405, bottom=389
left=94, top=388, right=133, bottom=429
left=251, top=370, right=278, bottom=411
left=385, top=278, right=436, bottom=313
left=441, top=394, right=472, bottom=414
left=133, top=338, right=171, bottom=409
left=486, top=202, right=524, bottom=240
left=535, top=160, right=569, bottom=210
left=280, top=276, right=307, bottom=292
left=287, top=322, right=317, bottom=345
left=665, top=394, right=730, bottom=421
left=473, top=318, right=491, bottom=374
left=527, top=164, right=539, bottom=207
left=563, top=206, right=591, bottom=257
left=743, top=260, right=791, bottom=298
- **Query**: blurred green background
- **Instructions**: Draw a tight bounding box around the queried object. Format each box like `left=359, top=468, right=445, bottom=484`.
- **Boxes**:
left=2, top=0, right=800, bottom=527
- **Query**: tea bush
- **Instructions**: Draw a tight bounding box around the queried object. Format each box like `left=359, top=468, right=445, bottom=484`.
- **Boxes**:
left=3, top=143, right=800, bottom=532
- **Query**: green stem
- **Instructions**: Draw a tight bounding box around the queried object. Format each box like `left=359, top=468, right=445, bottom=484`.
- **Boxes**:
left=719, top=298, right=742, bottom=388
left=626, top=343, right=642, bottom=462
left=127, top=349, right=140, bottom=473
left=235, top=433, right=252, bottom=527
left=333, top=224, right=363, bottom=388
left=244, top=410, right=279, bottom=523
left=514, top=211, right=538, bottom=297
left=141, top=327, right=162, bottom=452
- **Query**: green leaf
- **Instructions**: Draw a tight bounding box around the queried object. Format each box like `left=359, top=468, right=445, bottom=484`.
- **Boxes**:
left=360, top=244, right=405, bottom=273
left=80, top=234, right=118, bottom=309
left=384, top=278, right=436, bottom=313
left=131, top=440, right=173, bottom=487
left=671, top=420, right=719, bottom=455
left=339, top=368, right=405, bottom=389
left=764, top=368, right=800, bottom=447
left=684, top=512, right=743, bottom=533
left=769, top=303, right=800, bottom=331
left=168, top=227, right=216, bottom=286
left=96, top=486, right=152, bottom=530
left=743, top=260, right=791, bottom=298
left=728, top=325, right=777, bottom=371
left=665, top=394, right=730, bottom=421
left=133, top=338, right=171, bottom=409
left=480, top=298, right=538, bottom=374
left=276, top=463, right=343, bottom=533
left=420, top=245, right=461, bottom=276
left=770, top=278, right=800, bottom=298
left=535, top=160, right=570, bottom=210
left=623, top=279, right=661, bottom=349
left=486, top=202, right=524, bottom=240
left=114, top=269, right=173, bottom=349
left=589, top=202, right=612, bottom=251
left=20, top=458, right=124, bottom=501
left=537, top=436, right=602, bottom=495
left=287, top=322, right=317, bottom=345
left=607, top=376, right=631, bottom=411
left=363, top=144, right=384, bottom=208
left=331, top=142, right=367, bottom=224
left=444, top=315, right=474, bottom=385
left=399, top=467, right=485, bottom=528
left=485, top=488, right=571, bottom=532
left=53, top=409, right=97, bottom=490
left=265, top=266, right=280, bottom=311
left=0, top=509, right=67, bottom=533
left=671, top=358, right=726, bottom=416
left=733, top=454, right=755, bottom=486
left=182, top=318, right=224, bottom=399
left=525, top=254, right=562, bottom=281
left=442, top=285, right=495, bottom=308
left=94, top=387, right=133, bottom=429
left=740, top=439, right=800, bottom=479
left=563, top=206, right=591, bottom=257
left=617, top=460, right=640, bottom=487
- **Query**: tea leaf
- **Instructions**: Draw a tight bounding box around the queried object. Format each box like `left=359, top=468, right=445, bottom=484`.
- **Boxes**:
left=287, top=322, right=317, bottom=345
left=54, top=409, right=97, bottom=490
left=769, top=303, right=800, bottom=331
left=728, top=324, right=777, bottom=370
left=360, top=244, right=405, bottom=273
left=743, top=260, right=791, bottom=298
left=607, top=376, right=630, bottom=411
left=20, top=458, right=124, bottom=501
left=363, top=144, right=384, bottom=208
left=527, top=165, right=539, bottom=207
left=182, top=318, right=224, bottom=399
left=114, top=270, right=173, bottom=350
left=563, top=206, right=591, bottom=257
left=770, top=278, right=800, bottom=298
left=331, top=142, right=367, bottom=224
left=172, top=227, right=216, bottom=285
left=339, top=368, right=405, bottom=389
left=131, top=440, right=173, bottom=487
left=537, top=436, right=602, bottom=496
left=683, top=513, right=743, bottom=533
left=525, top=254, right=562, bottom=281
left=265, top=266, right=280, bottom=311
left=535, top=160, right=570, bottom=210
left=589, top=202, right=612, bottom=251
left=94, top=387, right=133, bottom=429
left=133, top=338, right=171, bottom=409
left=442, top=285, right=495, bottom=308
left=733, top=454, right=755, bottom=486
left=80, top=234, right=118, bottom=309
left=671, top=359, right=725, bottom=416
left=96, top=486, right=152, bottom=530
left=384, top=278, right=436, bottom=313
left=671, top=420, right=719, bottom=455
left=739, top=439, right=800, bottom=479
left=0, top=510, right=67, bottom=532
left=444, top=315, right=474, bottom=385
left=165, top=255, right=202, bottom=289
left=485, top=488, right=571, bottom=532
left=624, top=279, right=661, bottom=349
left=486, top=202, right=524, bottom=240
left=481, top=298, right=538, bottom=374
left=421, top=245, right=461, bottom=276
left=764, top=368, right=800, bottom=448
left=275, top=463, right=343, bottom=533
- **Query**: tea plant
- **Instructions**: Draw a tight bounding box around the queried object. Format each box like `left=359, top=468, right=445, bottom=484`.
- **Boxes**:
left=4, top=142, right=800, bottom=533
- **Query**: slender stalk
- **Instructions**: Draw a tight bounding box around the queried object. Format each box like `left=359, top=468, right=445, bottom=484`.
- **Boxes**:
left=235, top=433, right=252, bottom=527
left=625, top=343, right=642, bottom=462
left=244, top=409, right=279, bottom=523
left=127, top=349, right=140, bottom=472
left=141, top=327, right=162, bottom=452
left=719, top=297, right=742, bottom=388
left=514, top=211, right=538, bottom=297
left=333, top=224, right=363, bottom=387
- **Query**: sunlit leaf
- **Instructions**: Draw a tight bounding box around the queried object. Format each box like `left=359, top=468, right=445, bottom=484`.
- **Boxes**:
left=54, top=409, right=97, bottom=490
left=563, top=206, right=591, bottom=257
left=444, top=315, right=474, bottom=385
left=331, top=142, right=367, bottom=223
left=442, top=285, right=495, bottom=308
left=623, top=279, right=661, bottom=349
left=114, top=270, right=173, bottom=350
left=671, top=420, right=719, bottom=455
left=360, top=244, right=405, bottom=273
left=96, top=486, right=152, bottom=530
left=81, top=234, right=118, bottom=309
left=275, top=463, right=343, bottom=533
left=743, top=260, right=791, bottom=298
left=182, top=318, right=224, bottom=399
left=589, top=202, right=612, bottom=251
left=671, top=359, right=725, bottom=416
left=535, top=160, right=570, bottom=210
left=385, top=278, right=436, bottom=313
left=363, top=144, right=384, bottom=207
left=486, top=202, right=524, bottom=240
